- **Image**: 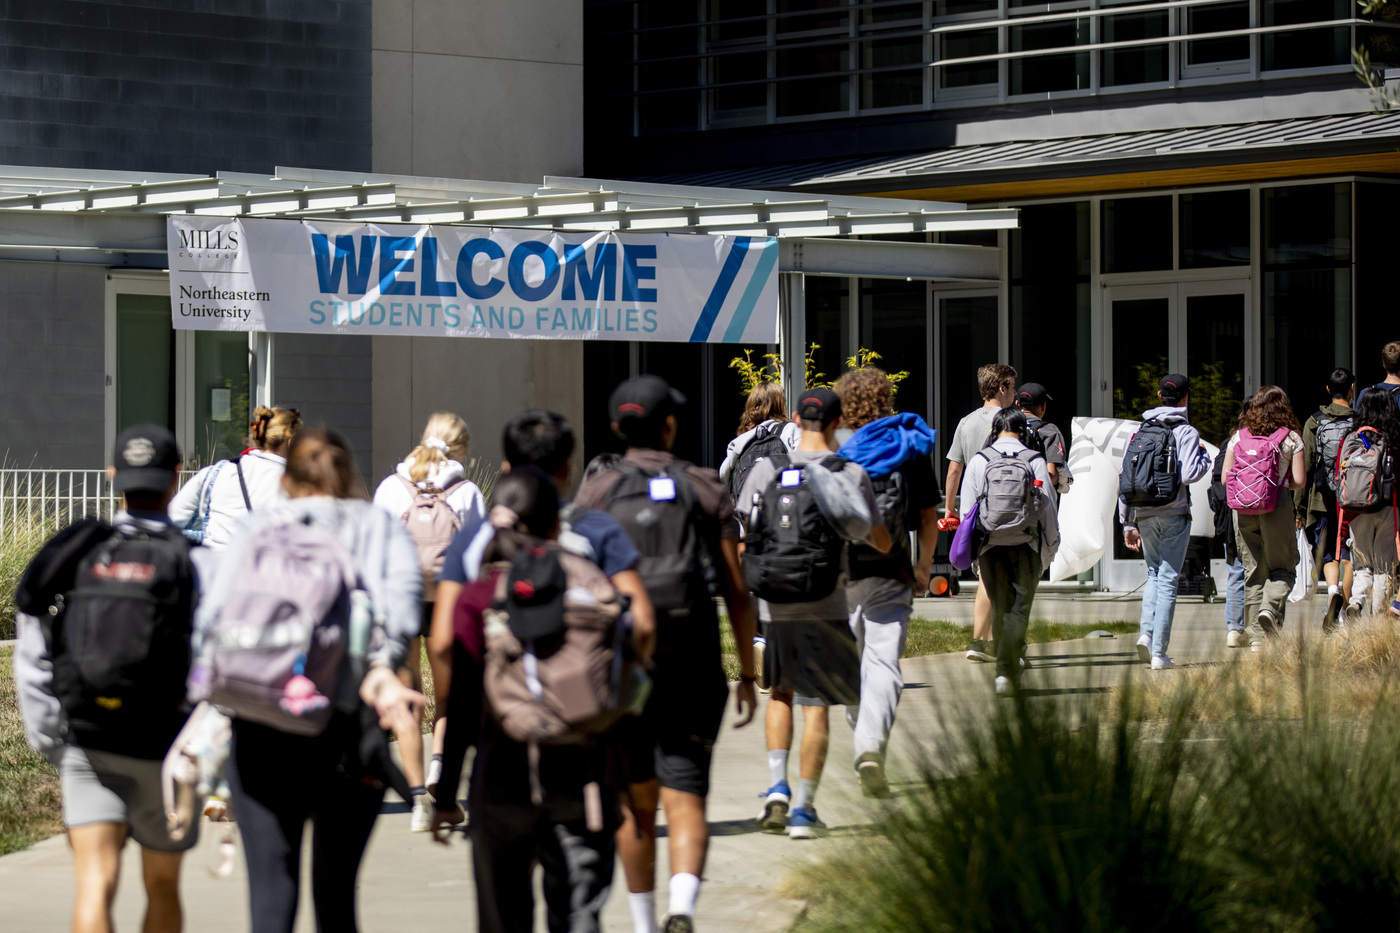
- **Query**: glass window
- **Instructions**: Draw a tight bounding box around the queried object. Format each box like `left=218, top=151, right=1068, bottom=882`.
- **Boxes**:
left=1111, top=298, right=1170, bottom=421
left=861, top=36, right=924, bottom=109
left=582, top=341, right=631, bottom=464
left=192, top=332, right=250, bottom=464
left=1263, top=269, right=1352, bottom=420
left=777, top=44, right=851, bottom=115
left=1355, top=182, right=1400, bottom=369
left=935, top=0, right=998, bottom=17
left=1263, top=183, right=1351, bottom=266
left=1262, top=0, right=1348, bottom=71
left=1102, top=11, right=1169, bottom=86
left=1010, top=19, right=1089, bottom=95
left=939, top=28, right=998, bottom=90
left=804, top=275, right=851, bottom=387
left=1185, top=294, right=1247, bottom=448
left=1010, top=201, right=1091, bottom=281
left=778, top=0, right=849, bottom=36
left=708, top=0, right=766, bottom=42
left=859, top=278, right=929, bottom=423
left=1184, top=1, right=1249, bottom=69
left=710, top=50, right=768, bottom=118
left=1180, top=190, right=1250, bottom=268
left=937, top=294, right=999, bottom=461
left=864, top=2, right=924, bottom=25
left=1102, top=197, right=1172, bottom=274
left=116, top=294, right=175, bottom=434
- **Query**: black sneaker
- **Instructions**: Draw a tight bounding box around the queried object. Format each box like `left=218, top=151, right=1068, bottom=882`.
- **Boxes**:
left=966, top=638, right=994, bottom=662
left=1322, top=592, right=1344, bottom=633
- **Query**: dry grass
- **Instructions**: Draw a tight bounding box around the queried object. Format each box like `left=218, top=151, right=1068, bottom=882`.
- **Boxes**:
left=1138, top=611, right=1400, bottom=720
left=0, top=516, right=54, bottom=640
left=0, top=647, right=63, bottom=854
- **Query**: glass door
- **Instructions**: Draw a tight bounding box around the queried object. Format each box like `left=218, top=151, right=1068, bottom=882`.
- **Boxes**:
left=1102, top=279, right=1251, bottom=591
left=934, top=289, right=1000, bottom=468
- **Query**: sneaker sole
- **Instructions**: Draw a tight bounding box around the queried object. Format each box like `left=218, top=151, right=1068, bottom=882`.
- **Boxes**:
left=1136, top=642, right=1151, bottom=663
left=760, top=798, right=789, bottom=832
left=856, top=762, right=890, bottom=798
left=661, top=914, right=695, bottom=933
left=789, top=823, right=826, bottom=840
left=965, top=651, right=994, bottom=662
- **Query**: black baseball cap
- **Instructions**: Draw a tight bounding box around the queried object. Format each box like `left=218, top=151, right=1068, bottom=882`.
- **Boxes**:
left=504, top=546, right=568, bottom=642
left=609, top=375, right=686, bottom=433
left=1159, top=373, right=1190, bottom=401
left=1017, top=383, right=1052, bottom=406
left=112, top=423, right=181, bottom=493
left=797, top=386, right=842, bottom=428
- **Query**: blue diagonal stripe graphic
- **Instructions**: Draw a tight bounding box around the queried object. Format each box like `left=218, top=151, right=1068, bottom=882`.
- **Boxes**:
left=689, top=236, right=750, bottom=342
left=721, top=238, right=778, bottom=343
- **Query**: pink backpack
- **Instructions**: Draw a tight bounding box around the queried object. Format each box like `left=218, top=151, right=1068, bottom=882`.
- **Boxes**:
left=397, top=475, right=466, bottom=595
left=1225, top=427, right=1289, bottom=514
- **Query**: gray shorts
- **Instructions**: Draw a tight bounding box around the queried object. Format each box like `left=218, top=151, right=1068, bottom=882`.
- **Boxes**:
left=60, top=745, right=196, bottom=853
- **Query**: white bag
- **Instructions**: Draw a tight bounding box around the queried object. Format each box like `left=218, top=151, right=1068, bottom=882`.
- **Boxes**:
left=1288, top=527, right=1316, bottom=603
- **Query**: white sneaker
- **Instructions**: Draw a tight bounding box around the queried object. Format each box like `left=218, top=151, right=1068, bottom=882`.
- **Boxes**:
left=994, top=676, right=1014, bottom=697
left=1226, top=630, right=1243, bottom=649
left=1150, top=655, right=1174, bottom=671
left=410, top=792, right=434, bottom=833
left=425, top=756, right=443, bottom=801
left=1136, top=634, right=1152, bottom=663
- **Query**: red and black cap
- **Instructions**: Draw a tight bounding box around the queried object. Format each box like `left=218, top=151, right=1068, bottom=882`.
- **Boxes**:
left=797, top=386, right=842, bottom=428
left=609, top=375, right=686, bottom=433
left=111, top=423, right=181, bottom=494
left=1016, top=382, right=1052, bottom=407
left=1159, top=373, right=1190, bottom=402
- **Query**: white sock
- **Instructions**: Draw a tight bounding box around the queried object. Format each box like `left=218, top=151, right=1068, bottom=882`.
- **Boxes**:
left=1329, top=584, right=1340, bottom=596
left=767, top=750, right=789, bottom=787
left=668, top=872, right=701, bottom=918
left=792, top=777, right=819, bottom=812
left=628, top=891, right=656, bottom=933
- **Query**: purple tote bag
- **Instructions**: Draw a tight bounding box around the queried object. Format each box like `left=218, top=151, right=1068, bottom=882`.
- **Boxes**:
left=949, top=502, right=978, bottom=571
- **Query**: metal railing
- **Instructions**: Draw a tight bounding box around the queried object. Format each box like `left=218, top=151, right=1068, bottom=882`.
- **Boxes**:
left=0, top=469, right=196, bottom=535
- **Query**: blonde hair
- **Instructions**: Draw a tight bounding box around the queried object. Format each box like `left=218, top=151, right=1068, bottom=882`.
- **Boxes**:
left=407, top=412, right=471, bottom=485
left=737, top=382, right=788, bottom=436
left=249, top=406, right=302, bottom=453
left=283, top=427, right=366, bottom=499
left=834, top=367, right=892, bottom=431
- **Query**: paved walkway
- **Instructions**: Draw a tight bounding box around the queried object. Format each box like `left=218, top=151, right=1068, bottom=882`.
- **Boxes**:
left=0, top=595, right=1234, bottom=931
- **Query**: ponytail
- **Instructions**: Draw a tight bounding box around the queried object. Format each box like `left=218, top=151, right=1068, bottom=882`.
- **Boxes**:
left=249, top=406, right=302, bottom=454
left=406, top=412, right=471, bottom=485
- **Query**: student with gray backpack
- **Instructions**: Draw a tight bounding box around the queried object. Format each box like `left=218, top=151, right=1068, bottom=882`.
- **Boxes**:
left=190, top=427, right=424, bottom=933
left=958, top=407, right=1059, bottom=696
left=1294, top=369, right=1355, bottom=631
left=372, top=411, right=485, bottom=832
left=1338, top=389, right=1400, bottom=617
left=1118, top=375, right=1211, bottom=670
left=1222, top=386, right=1307, bottom=649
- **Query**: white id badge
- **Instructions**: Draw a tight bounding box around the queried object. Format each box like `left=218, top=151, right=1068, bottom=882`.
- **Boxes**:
left=648, top=477, right=677, bottom=501
left=780, top=469, right=802, bottom=488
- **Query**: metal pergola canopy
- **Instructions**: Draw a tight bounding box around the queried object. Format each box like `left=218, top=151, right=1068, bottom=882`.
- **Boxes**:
left=0, top=165, right=1010, bottom=280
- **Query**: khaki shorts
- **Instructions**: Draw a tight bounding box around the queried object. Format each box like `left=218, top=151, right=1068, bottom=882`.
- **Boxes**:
left=60, top=745, right=196, bottom=852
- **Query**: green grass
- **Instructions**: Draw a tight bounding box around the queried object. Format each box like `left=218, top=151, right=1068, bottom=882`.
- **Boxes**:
left=0, top=647, right=62, bottom=855
left=720, top=617, right=1139, bottom=681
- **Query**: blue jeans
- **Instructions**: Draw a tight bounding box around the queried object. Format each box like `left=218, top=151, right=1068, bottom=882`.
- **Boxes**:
left=1225, top=557, right=1245, bottom=633
left=1138, top=514, right=1192, bottom=658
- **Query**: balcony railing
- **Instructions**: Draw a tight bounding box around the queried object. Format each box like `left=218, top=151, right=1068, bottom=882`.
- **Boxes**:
left=0, top=469, right=196, bottom=536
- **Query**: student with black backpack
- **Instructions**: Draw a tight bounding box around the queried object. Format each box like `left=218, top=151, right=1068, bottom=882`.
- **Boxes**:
left=1015, top=383, right=1072, bottom=496
left=15, top=424, right=205, bottom=933
left=575, top=375, right=759, bottom=933
left=739, top=387, right=891, bottom=839
left=1357, top=340, right=1400, bottom=412
left=1118, top=374, right=1211, bottom=670
left=833, top=367, right=939, bottom=798
left=958, top=408, right=1059, bottom=696
left=1294, top=369, right=1355, bottom=631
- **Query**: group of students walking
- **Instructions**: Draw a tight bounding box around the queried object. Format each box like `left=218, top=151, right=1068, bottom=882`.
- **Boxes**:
left=13, top=340, right=1400, bottom=933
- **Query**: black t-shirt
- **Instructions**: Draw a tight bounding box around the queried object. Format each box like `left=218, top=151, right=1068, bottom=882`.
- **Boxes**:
left=848, top=451, right=941, bottom=582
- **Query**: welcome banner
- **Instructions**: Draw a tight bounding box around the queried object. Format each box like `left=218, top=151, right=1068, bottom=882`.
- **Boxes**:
left=167, top=216, right=780, bottom=343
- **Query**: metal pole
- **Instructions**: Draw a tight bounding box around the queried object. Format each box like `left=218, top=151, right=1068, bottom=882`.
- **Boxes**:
left=780, top=272, right=805, bottom=411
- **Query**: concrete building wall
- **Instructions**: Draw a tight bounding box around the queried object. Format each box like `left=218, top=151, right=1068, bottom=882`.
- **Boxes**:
left=369, top=0, right=588, bottom=485
left=273, top=333, right=374, bottom=483
left=0, top=0, right=372, bottom=175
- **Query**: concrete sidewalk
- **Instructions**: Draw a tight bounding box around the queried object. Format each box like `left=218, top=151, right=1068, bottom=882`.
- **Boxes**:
left=0, top=599, right=1236, bottom=932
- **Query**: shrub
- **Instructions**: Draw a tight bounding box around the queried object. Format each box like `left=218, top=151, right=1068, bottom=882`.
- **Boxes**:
left=0, top=516, right=53, bottom=640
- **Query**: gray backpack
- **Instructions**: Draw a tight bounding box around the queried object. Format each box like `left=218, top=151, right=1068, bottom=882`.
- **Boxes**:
left=199, top=519, right=360, bottom=736
left=975, top=447, right=1042, bottom=547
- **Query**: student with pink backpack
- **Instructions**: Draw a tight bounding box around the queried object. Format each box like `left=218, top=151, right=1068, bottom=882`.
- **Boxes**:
left=1222, top=386, right=1308, bottom=648
left=372, top=412, right=486, bottom=832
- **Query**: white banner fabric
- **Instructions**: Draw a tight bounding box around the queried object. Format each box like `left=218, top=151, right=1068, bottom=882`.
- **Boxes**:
left=167, top=216, right=780, bottom=343
left=1048, top=416, right=1220, bottom=583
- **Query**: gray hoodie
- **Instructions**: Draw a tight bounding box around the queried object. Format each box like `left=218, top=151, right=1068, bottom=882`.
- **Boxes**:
left=1118, top=406, right=1210, bottom=529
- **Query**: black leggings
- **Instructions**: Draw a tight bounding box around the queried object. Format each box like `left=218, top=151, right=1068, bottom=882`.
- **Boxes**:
left=228, top=717, right=384, bottom=933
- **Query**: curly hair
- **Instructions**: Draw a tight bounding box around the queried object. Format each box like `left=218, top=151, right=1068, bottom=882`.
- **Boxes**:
left=736, top=382, right=788, bottom=436
left=834, top=367, right=892, bottom=431
left=1240, top=385, right=1301, bottom=436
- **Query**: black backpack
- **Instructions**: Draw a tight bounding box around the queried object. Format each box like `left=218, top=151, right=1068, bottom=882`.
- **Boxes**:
left=849, top=469, right=909, bottom=579
left=1313, top=410, right=1354, bottom=493
left=1118, top=418, right=1181, bottom=508
left=594, top=458, right=716, bottom=614
left=1021, top=416, right=1049, bottom=459
left=23, top=522, right=195, bottom=748
left=741, top=452, right=847, bottom=604
left=728, top=423, right=790, bottom=502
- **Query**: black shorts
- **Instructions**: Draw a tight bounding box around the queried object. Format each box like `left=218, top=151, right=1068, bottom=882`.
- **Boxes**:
left=619, top=659, right=728, bottom=798
left=1311, top=509, right=1352, bottom=564
left=419, top=601, right=434, bottom=639
left=764, top=617, right=860, bottom=708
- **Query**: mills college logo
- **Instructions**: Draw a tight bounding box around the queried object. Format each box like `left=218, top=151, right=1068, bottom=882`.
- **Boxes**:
left=177, top=225, right=240, bottom=259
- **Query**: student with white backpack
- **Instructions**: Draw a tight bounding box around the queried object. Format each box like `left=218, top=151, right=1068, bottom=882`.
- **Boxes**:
left=1223, top=386, right=1307, bottom=648
left=373, top=412, right=485, bottom=831
left=957, top=407, right=1059, bottom=696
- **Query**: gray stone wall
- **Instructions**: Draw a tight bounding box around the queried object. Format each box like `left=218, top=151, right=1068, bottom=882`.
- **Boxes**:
left=273, top=333, right=373, bottom=482
left=0, top=0, right=372, bottom=175
left=0, top=261, right=106, bottom=468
